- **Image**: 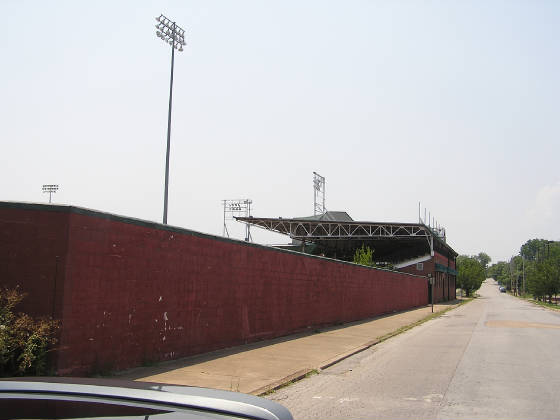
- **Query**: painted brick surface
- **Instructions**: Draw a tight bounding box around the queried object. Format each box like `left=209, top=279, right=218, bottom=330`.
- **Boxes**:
left=397, top=260, right=435, bottom=277
left=1, top=203, right=428, bottom=375
left=396, top=252, right=457, bottom=303
left=0, top=206, right=69, bottom=319
left=434, top=251, right=455, bottom=268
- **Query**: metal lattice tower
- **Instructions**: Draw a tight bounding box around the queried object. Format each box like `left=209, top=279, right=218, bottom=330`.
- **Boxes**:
left=313, top=172, right=326, bottom=215
left=223, top=199, right=252, bottom=241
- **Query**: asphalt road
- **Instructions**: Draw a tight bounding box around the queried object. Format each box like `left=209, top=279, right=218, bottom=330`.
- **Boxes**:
left=268, top=280, right=560, bottom=419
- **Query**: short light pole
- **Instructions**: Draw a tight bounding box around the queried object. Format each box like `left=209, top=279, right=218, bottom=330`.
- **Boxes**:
left=155, top=14, right=186, bottom=224
left=42, top=184, right=59, bottom=203
left=428, top=273, right=434, bottom=312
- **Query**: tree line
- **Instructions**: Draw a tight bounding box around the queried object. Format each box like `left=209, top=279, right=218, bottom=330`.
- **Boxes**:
left=353, top=244, right=490, bottom=297
left=488, top=239, right=560, bottom=303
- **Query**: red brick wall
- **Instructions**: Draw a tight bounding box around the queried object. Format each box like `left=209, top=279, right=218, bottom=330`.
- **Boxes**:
left=0, top=206, right=69, bottom=319
left=434, top=252, right=447, bottom=266
left=449, top=275, right=456, bottom=300
left=1, top=203, right=428, bottom=375
left=433, top=251, right=456, bottom=270
left=397, top=252, right=458, bottom=303
left=397, top=259, right=434, bottom=277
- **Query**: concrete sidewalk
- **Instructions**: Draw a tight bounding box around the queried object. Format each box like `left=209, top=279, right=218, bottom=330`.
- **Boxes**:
left=115, top=301, right=464, bottom=395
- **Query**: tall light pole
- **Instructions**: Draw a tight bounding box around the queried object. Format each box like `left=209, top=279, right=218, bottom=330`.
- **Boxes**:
left=155, top=14, right=186, bottom=224
left=42, top=184, right=59, bottom=203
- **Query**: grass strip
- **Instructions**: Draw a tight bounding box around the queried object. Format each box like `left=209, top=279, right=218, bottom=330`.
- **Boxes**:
left=375, top=298, right=474, bottom=344
left=263, top=298, right=474, bottom=396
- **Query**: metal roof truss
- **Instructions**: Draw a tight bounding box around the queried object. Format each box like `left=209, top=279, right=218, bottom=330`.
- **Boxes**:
left=237, top=218, right=430, bottom=241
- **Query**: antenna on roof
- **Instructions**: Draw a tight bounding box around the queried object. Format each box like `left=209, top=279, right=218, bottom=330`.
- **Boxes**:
left=313, top=172, right=326, bottom=215
left=420, top=203, right=446, bottom=242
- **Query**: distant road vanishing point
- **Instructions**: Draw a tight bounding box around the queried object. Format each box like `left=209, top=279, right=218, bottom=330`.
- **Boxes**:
left=269, top=279, right=560, bottom=420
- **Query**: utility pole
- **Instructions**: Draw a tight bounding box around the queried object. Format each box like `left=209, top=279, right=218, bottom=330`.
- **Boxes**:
left=522, top=256, right=525, bottom=296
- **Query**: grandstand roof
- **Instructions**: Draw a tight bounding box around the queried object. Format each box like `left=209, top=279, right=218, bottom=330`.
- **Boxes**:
left=236, top=212, right=457, bottom=263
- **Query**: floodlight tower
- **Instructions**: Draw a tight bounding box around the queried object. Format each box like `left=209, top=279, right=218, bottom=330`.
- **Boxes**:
left=42, top=184, right=59, bottom=203
left=313, top=172, right=326, bottom=215
left=155, top=13, right=187, bottom=225
left=223, top=199, right=252, bottom=241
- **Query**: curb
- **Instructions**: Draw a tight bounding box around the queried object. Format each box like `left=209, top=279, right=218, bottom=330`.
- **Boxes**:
left=254, top=301, right=466, bottom=396
left=319, top=339, right=379, bottom=371
left=253, top=339, right=381, bottom=395
left=252, top=368, right=314, bottom=396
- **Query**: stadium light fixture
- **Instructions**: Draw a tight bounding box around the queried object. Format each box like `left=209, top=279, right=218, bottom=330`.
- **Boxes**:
left=155, top=13, right=187, bottom=224
left=313, top=172, right=326, bottom=215
left=42, top=184, right=59, bottom=204
left=222, top=199, right=253, bottom=241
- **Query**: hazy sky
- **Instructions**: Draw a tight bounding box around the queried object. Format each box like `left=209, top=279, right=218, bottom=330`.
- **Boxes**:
left=2, top=1, right=559, bottom=263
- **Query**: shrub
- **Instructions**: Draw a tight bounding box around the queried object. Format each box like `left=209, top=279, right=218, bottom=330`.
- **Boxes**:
left=353, top=244, right=374, bottom=267
left=0, top=285, right=60, bottom=376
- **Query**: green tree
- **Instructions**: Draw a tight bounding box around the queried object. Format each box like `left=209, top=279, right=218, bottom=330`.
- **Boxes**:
left=456, top=255, right=485, bottom=297
left=520, top=239, right=549, bottom=261
left=488, top=261, right=509, bottom=285
left=475, top=252, right=491, bottom=271
left=526, top=242, right=560, bottom=302
left=526, top=261, right=545, bottom=300
left=353, top=245, right=374, bottom=267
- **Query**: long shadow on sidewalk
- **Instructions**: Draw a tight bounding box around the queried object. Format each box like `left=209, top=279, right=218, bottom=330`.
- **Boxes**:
left=115, top=302, right=461, bottom=381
